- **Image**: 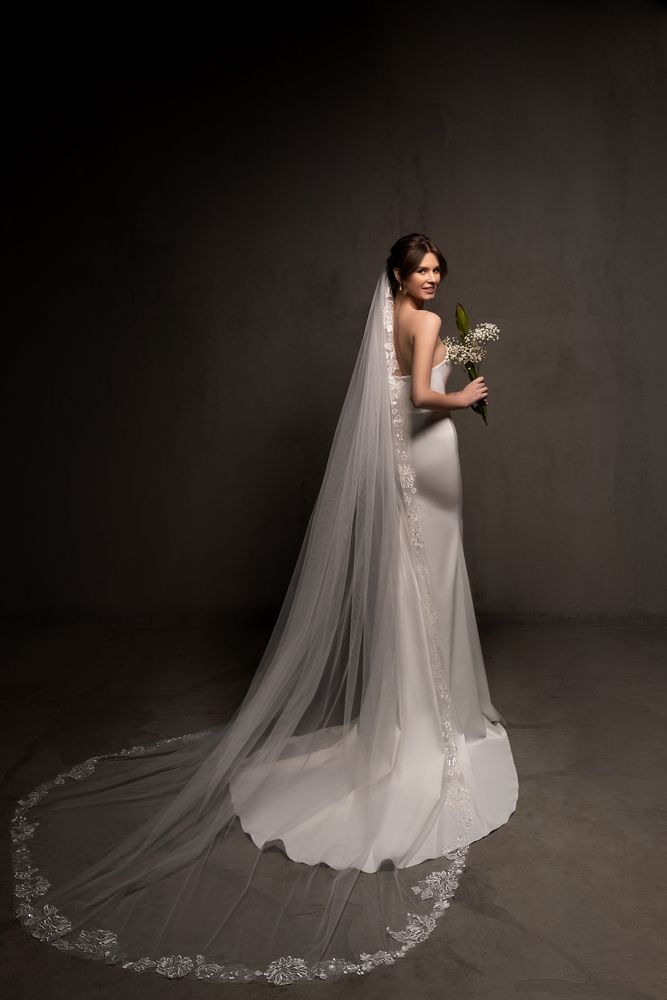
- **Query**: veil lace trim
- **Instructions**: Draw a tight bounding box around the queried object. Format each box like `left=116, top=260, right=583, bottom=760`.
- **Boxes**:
left=383, top=281, right=474, bottom=836
left=11, top=733, right=469, bottom=984
left=11, top=273, right=474, bottom=987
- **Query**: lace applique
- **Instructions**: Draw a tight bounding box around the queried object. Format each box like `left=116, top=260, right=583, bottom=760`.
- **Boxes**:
left=359, top=950, right=397, bottom=971
left=17, top=902, right=73, bottom=942
left=14, top=869, right=50, bottom=900
left=410, top=847, right=468, bottom=903
left=11, top=815, right=39, bottom=843
left=193, top=957, right=262, bottom=983
left=64, top=757, right=99, bottom=780
left=265, top=956, right=310, bottom=986
left=10, top=286, right=475, bottom=986
left=157, top=954, right=195, bottom=978
left=71, top=928, right=119, bottom=960
left=387, top=912, right=437, bottom=948
left=122, top=956, right=156, bottom=974
left=382, top=283, right=474, bottom=844
left=11, top=739, right=469, bottom=985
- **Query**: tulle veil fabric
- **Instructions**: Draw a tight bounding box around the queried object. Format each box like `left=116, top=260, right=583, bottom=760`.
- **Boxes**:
left=11, top=271, right=477, bottom=986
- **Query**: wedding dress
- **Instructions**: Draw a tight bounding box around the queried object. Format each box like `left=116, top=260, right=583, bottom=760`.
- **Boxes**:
left=11, top=271, right=518, bottom=986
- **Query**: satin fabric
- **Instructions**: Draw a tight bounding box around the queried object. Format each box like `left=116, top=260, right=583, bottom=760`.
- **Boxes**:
left=230, top=356, right=518, bottom=873
left=12, top=274, right=518, bottom=986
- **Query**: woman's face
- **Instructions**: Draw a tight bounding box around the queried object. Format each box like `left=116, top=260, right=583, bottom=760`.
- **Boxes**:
left=397, top=252, right=442, bottom=304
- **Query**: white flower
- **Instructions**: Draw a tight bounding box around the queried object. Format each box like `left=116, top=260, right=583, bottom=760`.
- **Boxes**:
left=443, top=338, right=488, bottom=366
left=470, top=322, right=500, bottom=343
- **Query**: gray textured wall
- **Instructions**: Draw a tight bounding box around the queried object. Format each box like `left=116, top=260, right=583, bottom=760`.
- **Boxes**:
left=3, top=2, right=667, bottom=622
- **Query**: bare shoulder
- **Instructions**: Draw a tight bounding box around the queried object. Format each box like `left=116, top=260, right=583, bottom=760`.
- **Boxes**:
left=409, top=310, right=442, bottom=339
left=412, top=310, right=441, bottom=330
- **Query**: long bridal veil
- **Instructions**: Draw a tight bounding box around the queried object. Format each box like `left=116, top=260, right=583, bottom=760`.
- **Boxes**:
left=12, top=271, right=477, bottom=986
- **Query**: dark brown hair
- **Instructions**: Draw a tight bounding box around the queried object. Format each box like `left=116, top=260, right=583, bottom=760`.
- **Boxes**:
left=386, top=233, right=448, bottom=299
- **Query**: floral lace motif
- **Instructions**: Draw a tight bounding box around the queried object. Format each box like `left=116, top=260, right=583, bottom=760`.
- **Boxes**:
left=11, top=727, right=469, bottom=985
left=383, top=283, right=474, bottom=845
left=11, top=279, right=474, bottom=986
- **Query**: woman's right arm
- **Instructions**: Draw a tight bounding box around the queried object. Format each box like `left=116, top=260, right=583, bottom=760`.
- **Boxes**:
left=409, top=314, right=489, bottom=412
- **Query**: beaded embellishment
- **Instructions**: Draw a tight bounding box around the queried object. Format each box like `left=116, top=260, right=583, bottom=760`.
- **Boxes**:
left=383, top=283, right=474, bottom=841
left=11, top=730, right=469, bottom=985
left=11, top=276, right=473, bottom=985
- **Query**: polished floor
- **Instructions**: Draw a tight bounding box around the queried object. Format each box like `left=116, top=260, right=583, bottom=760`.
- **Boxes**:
left=1, top=619, right=665, bottom=999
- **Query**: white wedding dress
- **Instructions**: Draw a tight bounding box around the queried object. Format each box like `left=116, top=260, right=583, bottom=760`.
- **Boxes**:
left=230, top=355, right=517, bottom=873
left=11, top=273, right=518, bottom=987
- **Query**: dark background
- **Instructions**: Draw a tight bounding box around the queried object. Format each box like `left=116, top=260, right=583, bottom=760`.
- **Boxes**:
left=3, top=1, right=667, bottom=624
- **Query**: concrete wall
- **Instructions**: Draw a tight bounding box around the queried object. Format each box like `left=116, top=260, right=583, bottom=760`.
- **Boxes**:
left=3, top=2, right=666, bottom=621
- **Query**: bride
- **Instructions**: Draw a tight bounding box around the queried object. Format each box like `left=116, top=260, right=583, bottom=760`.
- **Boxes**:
left=11, top=233, right=518, bottom=986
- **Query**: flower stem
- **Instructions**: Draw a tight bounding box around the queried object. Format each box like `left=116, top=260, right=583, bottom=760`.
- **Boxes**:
left=466, top=363, right=488, bottom=425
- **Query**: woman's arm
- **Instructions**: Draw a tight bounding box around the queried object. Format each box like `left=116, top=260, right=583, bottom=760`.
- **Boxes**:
left=409, top=313, right=488, bottom=412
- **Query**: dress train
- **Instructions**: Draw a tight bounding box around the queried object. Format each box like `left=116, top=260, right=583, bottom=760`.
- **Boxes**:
left=229, top=355, right=518, bottom=873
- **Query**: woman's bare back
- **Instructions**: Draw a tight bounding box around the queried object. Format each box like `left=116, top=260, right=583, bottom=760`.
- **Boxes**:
left=392, top=301, right=447, bottom=377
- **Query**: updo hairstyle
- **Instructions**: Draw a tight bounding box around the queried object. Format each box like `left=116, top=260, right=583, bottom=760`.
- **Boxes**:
left=385, top=233, right=448, bottom=299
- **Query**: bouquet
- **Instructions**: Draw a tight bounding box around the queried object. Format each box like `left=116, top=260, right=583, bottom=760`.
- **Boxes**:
left=443, top=304, right=500, bottom=426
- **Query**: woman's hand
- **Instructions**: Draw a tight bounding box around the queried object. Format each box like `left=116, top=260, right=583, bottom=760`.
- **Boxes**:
left=459, top=376, right=488, bottom=407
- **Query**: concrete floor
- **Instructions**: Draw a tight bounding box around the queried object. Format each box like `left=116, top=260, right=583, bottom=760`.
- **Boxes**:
left=0, top=620, right=665, bottom=999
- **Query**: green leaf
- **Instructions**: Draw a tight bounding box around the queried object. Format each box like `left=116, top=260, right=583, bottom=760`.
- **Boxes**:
left=455, top=302, right=470, bottom=339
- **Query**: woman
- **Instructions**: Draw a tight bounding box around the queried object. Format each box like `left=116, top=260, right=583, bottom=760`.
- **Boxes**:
left=11, top=234, right=518, bottom=986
